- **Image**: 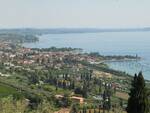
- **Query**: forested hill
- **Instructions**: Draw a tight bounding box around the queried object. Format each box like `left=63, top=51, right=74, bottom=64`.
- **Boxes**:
left=0, top=33, right=38, bottom=43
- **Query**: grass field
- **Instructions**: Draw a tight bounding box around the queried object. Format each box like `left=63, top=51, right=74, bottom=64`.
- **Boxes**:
left=0, top=83, right=18, bottom=97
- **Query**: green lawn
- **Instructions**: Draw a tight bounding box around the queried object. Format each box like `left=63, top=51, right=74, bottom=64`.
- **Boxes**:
left=0, top=83, right=18, bottom=97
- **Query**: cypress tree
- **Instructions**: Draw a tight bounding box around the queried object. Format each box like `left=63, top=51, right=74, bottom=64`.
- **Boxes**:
left=127, top=72, right=149, bottom=113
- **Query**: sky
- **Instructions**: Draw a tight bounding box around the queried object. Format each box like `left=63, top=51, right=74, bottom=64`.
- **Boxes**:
left=0, top=0, right=150, bottom=28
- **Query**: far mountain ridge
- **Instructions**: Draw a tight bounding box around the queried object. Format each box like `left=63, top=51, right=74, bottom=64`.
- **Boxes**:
left=0, top=27, right=150, bottom=35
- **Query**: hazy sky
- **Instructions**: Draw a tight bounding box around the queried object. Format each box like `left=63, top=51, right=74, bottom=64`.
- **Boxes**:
left=0, top=0, right=150, bottom=28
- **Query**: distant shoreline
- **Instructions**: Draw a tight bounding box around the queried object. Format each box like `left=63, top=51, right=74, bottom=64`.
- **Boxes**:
left=0, top=28, right=150, bottom=35
left=102, top=58, right=140, bottom=63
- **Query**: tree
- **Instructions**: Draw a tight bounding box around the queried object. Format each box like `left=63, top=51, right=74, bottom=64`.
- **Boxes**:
left=70, top=80, right=75, bottom=89
left=98, top=104, right=101, bottom=113
left=0, top=96, right=28, bottom=113
left=32, top=100, right=54, bottom=113
left=83, top=106, right=87, bottom=113
left=82, top=81, right=88, bottom=98
left=107, top=96, right=111, bottom=112
left=70, top=103, right=79, bottom=113
left=29, top=74, right=39, bottom=84
left=61, top=93, right=71, bottom=107
left=94, top=107, right=96, bottom=113
left=103, top=90, right=107, bottom=113
left=127, top=72, right=149, bottom=113
left=74, top=87, right=83, bottom=95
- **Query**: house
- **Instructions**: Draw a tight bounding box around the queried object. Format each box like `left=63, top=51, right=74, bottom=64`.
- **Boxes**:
left=55, top=95, right=84, bottom=104
left=71, top=96, right=84, bottom=104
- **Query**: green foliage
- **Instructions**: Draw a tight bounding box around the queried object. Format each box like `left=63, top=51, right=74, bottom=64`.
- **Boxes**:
left=0, top=96, right=28, bottom=113
left=31, top=47, right=81, bottom=52
left=70, top=103, right=80, bottom=113
left=127, top=72, right=149, bottom=113
left=0, top=96, right=56, bottom=113
left=29, top=100, right=55, bottom=113
left=55, top=93, right=72, bottom=108
left=42, top=84, right=54, bottom=92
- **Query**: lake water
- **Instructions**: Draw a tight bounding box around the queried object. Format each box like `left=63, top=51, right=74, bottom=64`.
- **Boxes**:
left=23, top=31, right=150, bottom=80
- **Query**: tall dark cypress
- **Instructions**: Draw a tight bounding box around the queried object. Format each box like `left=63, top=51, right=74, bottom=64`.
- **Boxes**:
left=136, top=72, right=149, bottom=113
left=127, top=74, right=138, bottom=113
left=127, top=72, right=149, bottom=113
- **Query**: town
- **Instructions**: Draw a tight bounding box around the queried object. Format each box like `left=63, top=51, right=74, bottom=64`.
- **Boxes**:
left=0, top=36, right=147, bottom=113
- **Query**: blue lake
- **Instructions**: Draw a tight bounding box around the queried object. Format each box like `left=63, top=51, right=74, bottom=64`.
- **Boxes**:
left=23, top=31, right=150, bottom=80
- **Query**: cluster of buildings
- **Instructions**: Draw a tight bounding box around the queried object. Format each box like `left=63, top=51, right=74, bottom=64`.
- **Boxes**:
left=0, top=42, right=101, bottom=71
left=0, top=41, right=131, bottom=107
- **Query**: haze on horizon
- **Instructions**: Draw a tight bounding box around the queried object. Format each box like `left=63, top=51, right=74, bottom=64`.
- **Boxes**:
left=0, top=0, right=150, bottom=28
